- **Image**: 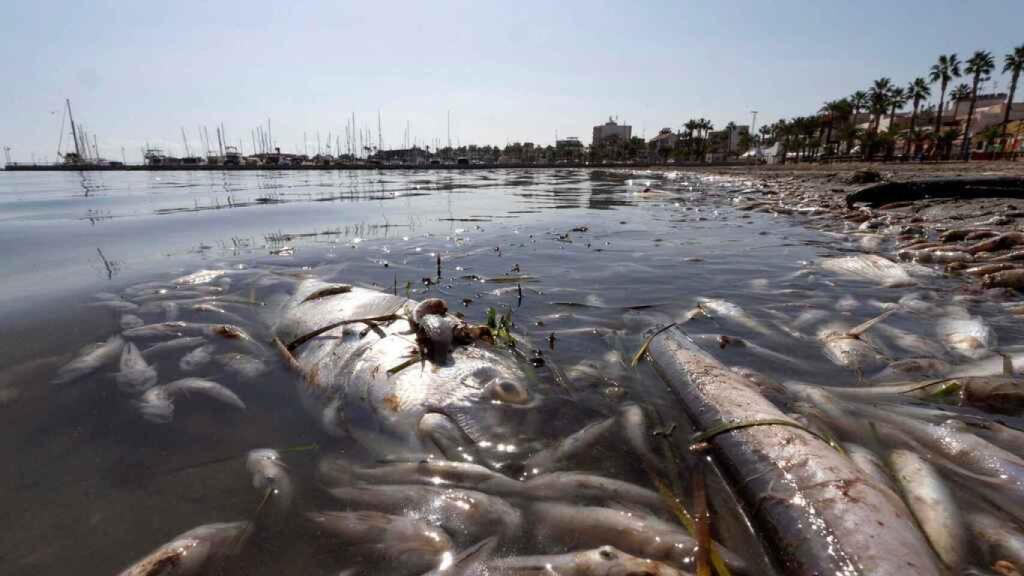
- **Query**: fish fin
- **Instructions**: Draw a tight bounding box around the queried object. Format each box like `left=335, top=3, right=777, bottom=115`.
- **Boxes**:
left=847, top=308, right=897, bottom=338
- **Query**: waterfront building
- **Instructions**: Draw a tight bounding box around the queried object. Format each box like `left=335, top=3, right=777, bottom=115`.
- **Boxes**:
left=592, top=118, right=632, bottom=147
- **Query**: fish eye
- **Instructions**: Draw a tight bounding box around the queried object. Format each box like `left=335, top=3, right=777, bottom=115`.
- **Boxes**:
left=598, top=547, right=617, bottom=561
left=482, top=379, right=529, bottom=404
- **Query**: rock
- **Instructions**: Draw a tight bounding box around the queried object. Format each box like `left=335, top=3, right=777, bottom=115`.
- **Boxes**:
left=846, top=169, right=883, bottom=185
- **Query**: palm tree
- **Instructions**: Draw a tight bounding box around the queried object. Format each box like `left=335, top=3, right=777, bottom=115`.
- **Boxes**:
left=1002, top=44, right=1024, bottom=136
left=887, top=86, right=908, bottom=130
left=929, top=53, right=961, bottom=140
left=950, top=83, right=972, bottom=108
left=820, top=99, right=852, bottom=155
left=905, top=77, right=932, bottom=155
left=961, top=50, right=996, bottom=160
left=868, top=78, right=894, bottom=133
left=849, top=91, right=869, bottom=119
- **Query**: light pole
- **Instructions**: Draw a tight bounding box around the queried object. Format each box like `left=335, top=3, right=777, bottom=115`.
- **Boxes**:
left=751, top=110, right=759, bottom=159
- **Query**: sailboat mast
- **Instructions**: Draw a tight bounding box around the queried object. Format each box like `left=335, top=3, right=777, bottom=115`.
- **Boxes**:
left=67, top=99, right=81, bottom=157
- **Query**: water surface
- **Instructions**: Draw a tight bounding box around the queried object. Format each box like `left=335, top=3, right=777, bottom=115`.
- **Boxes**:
left=1, top=169, right=1019, bottom=575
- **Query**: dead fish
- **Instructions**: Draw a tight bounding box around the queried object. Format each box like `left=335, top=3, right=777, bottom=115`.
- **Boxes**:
left=87, top=300, right=140, bottom=313
left=124, top=322, right=255, bottom=343
left=141, top=336, right=207, bottom=357
left=844, top=443, right=898, bottom=494
left=873, top=325, right=949, bottom=359
left=888, top=449, right=965, bottom=571
left=179, top=345, right=215, bottom=371
left=306, top=511, right=452, bottom=576
left=325, top=484, right=522, bottom=545
left=820, top=254, right=915, bottom=288
left=937, top=317, right=995, bottom=359
left=53, top=335, right=125, bottom=384
left=817, top=318, right=889, bottom=373
left=522, top=472, right=665, bottom=515
left=870, top=358, right=952, bottom=382
left=968, top=512, right=1024, bottom=571
left=173, top=269, right=227, bottom=286
left=966, top=232, right=1024, bottom=255
left=115, top=343, right=158, bottom=393
left=915, top=250, right=974, bottom=264
left=964, top=263, right=1021, bottom=277
left=528, top=502, right=745, bottom=573
left=991, top=250, right=1024, bottom=263
left=120, top=314, right=145, bottom=330
left=215, top=353, right=267, bottom=379
left=486, top=546, right=685, bottom=576
left=690, top=333, right=804, bottom=370
left=941, top=228, right=992, bottom=242
left=246, top=448, right=294, bottom=519
left=957, top=375, right=1024, bottom=414
left=524, top=405, right=659, bottom=475
left=190, top=303, right=248, bottom=325
left=117, top=521, right=251, bottom=576
left=136, top=378, right=245, bottom=423
left=139, top=301, right=181, bottom=321
left=317, top=458, right=524, bottom=497
left=983, top=269, right=1024, bottom=290
left=698, top=298, right=774, bottom=336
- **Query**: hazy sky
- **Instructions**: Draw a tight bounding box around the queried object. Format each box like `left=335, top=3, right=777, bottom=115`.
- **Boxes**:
left=1, top=1, right=1022, bottom=162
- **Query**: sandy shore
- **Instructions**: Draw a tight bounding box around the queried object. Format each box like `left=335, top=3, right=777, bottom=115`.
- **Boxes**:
left=686, top=161, right=1024, bottom=296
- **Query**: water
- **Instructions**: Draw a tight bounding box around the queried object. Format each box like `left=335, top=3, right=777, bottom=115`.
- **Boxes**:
left=0, top=169, right=1020, bottom=574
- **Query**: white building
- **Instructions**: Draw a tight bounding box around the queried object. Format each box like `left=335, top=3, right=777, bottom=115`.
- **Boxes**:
left=592, top=117, right=632, bottom=146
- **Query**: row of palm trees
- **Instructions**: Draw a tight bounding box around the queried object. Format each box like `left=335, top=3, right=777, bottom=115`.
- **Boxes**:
left=765, top=44, right=1024, bottom=162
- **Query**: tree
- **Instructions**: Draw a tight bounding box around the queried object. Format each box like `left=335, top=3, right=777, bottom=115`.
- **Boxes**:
left=961, top=50, right=996, bottom=160
left=887, top=86, right=908, bottom=132
left=929, top=53, right=962, bottom=146
left=820, top=99, right=852, bottom=155
left=905, top=77, right=932, bottom=156
left=849, top=91, right=869, bottom=119
left=948, top=83, right=972, bottom=128
left=868, top=78, right=894, bottom=134
left=1002, top=44, right=1024, bottom=137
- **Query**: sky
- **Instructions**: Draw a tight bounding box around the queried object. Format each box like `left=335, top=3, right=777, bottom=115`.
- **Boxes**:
left=1, top=0, right=1022, bottom=163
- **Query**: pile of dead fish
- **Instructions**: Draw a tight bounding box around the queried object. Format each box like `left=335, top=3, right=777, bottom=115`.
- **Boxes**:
left=56, top=269, right=268, bottom=423
left=69, top=271, right=719, bottom=575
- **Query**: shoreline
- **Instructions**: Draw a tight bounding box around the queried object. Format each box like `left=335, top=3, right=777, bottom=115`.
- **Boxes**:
left=698, top=161, right=1024, bottom=297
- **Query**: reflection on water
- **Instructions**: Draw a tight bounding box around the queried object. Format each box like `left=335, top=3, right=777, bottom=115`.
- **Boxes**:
left=0, top=169, right=1020, bottom=575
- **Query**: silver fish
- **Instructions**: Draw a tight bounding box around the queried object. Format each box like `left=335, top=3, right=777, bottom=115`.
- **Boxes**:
left=215, top=353, right=268, bottom=379
left=325, top=483, right=521, bottom=545
left=317, top=458, right=524, bottom=497
left=53, top=335, right=125, bottom=384
left=306, top=511, right=452, bottom=576
left=888, top=449, right=965, bottom=571
left=115, top=342, right=158, bottom=393
left=117, top=521, right=251, bottom=576
left=141, top=336, right=207, bottom=357
left=136, top=378, right=245, bottom=423
left=486, top=546, right=685, bottom=576
left=179, top=345, right=215, bottom=371
left=697, top=298, right=774, bottom=337
left=820, top=254, right=915, bottom=288
left=936, top=316, right=995, bottom=360
left=246, top=448, right=294, bottom=519
left=173, top=269, right=228, bottom=286
left=528, top=502, right=745, bottom=573
left=275, top=280, right=537, bottom=465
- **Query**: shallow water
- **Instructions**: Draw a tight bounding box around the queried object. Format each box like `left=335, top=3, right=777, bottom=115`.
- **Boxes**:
left=1, top=169, right=1021, bottom=574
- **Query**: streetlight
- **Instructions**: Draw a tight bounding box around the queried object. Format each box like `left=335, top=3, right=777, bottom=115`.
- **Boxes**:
left=751, top=110, right=759, bottom=159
